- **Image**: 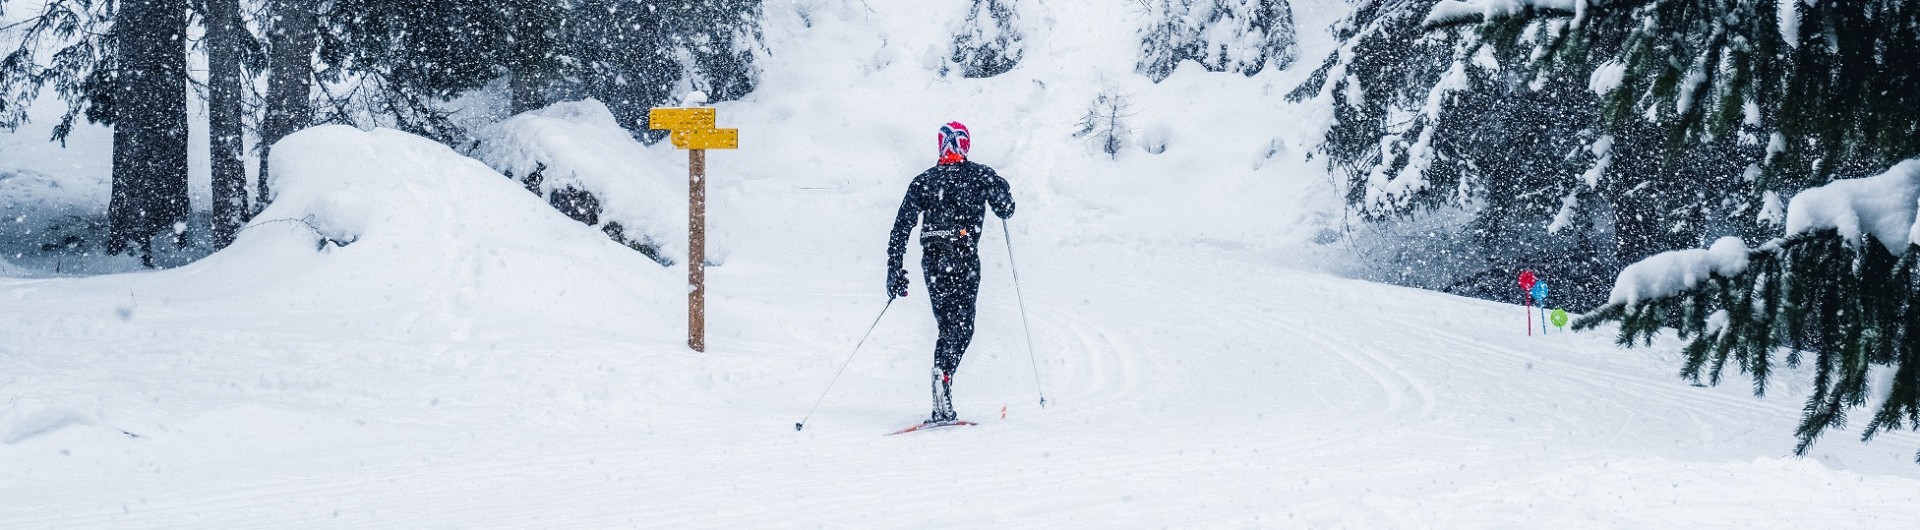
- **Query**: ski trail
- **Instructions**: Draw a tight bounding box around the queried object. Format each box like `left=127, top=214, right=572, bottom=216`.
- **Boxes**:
left=8, top=224, right=1920, bottom=527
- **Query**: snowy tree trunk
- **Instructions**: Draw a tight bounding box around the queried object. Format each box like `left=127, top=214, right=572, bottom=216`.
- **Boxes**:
left=108, top=0, right=191, bottom=264
left=207, top=0, right=250, bottom=247
left=260, top=0, right=319, bottom=207
left=506, top=0, right=559, bottom=115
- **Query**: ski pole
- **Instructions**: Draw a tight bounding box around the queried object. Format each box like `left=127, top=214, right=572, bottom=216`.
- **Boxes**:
left=795, top=297, right=895, bottom=431
left=1002, top=217, right=1048, bottom=408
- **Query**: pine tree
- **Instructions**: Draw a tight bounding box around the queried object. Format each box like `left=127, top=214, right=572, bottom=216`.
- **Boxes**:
left=1138, top=0, right=1298, bottom=82
left=107, top=0, right=192, bottom=265
left=948, top=0, right=1024, bottom=78
left=1538, top=0, right=1920, bottom=458
left=203, top=0, right=254, bottom=246
left=571, top=0, right=765, bottom=128
left=0, top=0, right=115, bottom=142
left=502, top=0, right=566, bottom=114
left=320, top=0, right=509, bottom=141
left=1073, top=87, right=1133, bottom=160
left=260, top=0, right=320, bottom=207
left=1289, top=0, right=1777, bottom=310
left=1577, top=165, right=1920, bottom=460
left=1441, top=0, right=1920, bottom=191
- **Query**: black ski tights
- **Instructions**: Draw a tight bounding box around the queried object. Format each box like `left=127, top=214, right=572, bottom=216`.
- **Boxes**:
left=922, top=241, right=981, bottom=374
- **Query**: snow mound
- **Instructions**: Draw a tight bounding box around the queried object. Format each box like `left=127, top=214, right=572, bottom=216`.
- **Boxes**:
left=468, top=99, right=695, bottom=266
left=1784, top=159, right=1920, bottom=251
left=201, top=125, right=677, bottom=329
left=1608, top=236, right=1750, bottom=305
left=0, top=395, right=101, bottom=445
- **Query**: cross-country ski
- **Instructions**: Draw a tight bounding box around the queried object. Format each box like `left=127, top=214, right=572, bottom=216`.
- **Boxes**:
left=888, top=420, right=979, bottom=436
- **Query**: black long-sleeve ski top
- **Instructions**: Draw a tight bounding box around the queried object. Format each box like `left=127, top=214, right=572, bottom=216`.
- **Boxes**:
left=887, top=161, right=1016, bottom=272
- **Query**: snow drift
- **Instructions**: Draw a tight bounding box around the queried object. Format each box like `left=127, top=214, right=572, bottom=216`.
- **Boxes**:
left=468, top=99, right=699, bottom=266
left=91, top=125, right=680, bottom=336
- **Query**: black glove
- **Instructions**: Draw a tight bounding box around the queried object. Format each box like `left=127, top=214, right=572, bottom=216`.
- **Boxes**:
left=887, top=267, right=910, bottom=299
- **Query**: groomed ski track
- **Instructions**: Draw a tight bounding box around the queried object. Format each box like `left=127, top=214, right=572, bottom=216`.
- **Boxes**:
left=6, top=215, right=1920, bottom=526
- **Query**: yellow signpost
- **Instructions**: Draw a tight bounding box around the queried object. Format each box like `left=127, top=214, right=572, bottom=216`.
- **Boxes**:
left=650, top=106, right=740, bottom=352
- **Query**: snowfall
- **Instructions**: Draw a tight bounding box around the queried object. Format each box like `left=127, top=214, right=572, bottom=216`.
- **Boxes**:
left=5, top=1, right=1920, bottom=527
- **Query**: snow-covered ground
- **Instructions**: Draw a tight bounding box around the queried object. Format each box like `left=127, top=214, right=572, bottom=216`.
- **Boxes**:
left=5, top=0, right=1920, bottom=527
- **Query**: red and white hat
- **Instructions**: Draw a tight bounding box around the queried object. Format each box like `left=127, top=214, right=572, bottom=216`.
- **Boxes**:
left=937, top=121, right=970, bottom=164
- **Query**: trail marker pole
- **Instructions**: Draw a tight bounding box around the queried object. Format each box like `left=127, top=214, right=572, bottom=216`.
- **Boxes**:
left=1518, top=270, right=1537, bottom=337
left=649, top=106, right=739, bottom=352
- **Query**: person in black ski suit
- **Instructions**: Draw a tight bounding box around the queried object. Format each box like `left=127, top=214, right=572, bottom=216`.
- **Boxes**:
left=887, top=121, right=1015, bottom=424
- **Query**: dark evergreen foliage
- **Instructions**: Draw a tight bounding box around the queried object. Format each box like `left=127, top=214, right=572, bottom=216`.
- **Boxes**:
left=948, top=0, right=1024, bottom=78
left=1540, top=0, right=1920, bottom=458
left=1455, top=0, right=1920, bottom=191
left=570, top=0, right=764, bottom=129
left=1290, top=0, right=1824, bottom=310
left=1289, top=0, right=1620, bottom=309
left=0, top=0, right=115, bottom=141
left=318, top=0, right=512, bottom=141
left=1577, top=229, right=1920, bottom=460
left=1138, top=0, right=1298, bottom=82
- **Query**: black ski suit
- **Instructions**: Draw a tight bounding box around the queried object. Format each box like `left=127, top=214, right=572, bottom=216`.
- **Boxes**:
left=887, top=160, right=1016, bottom=374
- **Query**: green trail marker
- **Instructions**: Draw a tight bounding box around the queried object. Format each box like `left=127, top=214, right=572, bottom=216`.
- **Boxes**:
left=1550, top=308, right=1569, bottom=329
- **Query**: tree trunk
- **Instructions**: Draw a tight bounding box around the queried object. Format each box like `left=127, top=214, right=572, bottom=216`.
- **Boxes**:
left=507, top=2, right=550, bottom=115
left=259, top=0, right=318, bottom=208
left=207, top=0, right=249, bottom=247
left=107, top=0, right=191, bottom=266
left=510, top=69, right=542, bottom=115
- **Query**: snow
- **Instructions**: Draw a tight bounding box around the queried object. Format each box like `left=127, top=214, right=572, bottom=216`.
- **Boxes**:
left=1779, top=0, right=1802, bottom=48
left=1609, top=236, right=1752, bottom=304
left=467, top=99, right=704, bottom=265
left=1609, top=159, right=1920, bottom=304
left=1424, top=0, right=1579, bottom=26
left=1366, top=59, right=1470, bottom=212
left=1675, top=51, right=1712, bottom=114
left=5, top=0, right=1920, bottom=526
left=1588, top=60, right=1627, bottom=95
left=1759, top=189, right=1786, bottom=225
left=1784, top=159, right=1920, bottom=251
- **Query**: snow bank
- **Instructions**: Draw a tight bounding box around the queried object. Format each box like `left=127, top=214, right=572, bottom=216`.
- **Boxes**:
left=1608, top=236, right=1751, bottom=304
left=1784, top=159, right=1920, bottom=251
left=0, top=399, right=101, bottom=445
left=217, top=125, right=677, bottom=328
left=467, top=99, right=694, bottom=265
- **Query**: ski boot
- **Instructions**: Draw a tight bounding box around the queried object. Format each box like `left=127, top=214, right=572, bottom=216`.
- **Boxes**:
left=927, top=367, right=957, bottom=424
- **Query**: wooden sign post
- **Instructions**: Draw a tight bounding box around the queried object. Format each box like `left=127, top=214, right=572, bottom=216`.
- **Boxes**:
left=649, top=106, right=739, bottom=352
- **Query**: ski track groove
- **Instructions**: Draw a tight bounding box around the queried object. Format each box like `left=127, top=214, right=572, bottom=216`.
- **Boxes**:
left=12, top=235, right=1920, bottom=526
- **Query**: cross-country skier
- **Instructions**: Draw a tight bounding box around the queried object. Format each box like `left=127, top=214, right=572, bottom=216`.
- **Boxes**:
left=886, top=121, right=1016, bottom=424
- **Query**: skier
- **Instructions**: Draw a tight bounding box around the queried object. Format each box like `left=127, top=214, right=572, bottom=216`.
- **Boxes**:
left=886, top=121, right=1016, bottom=424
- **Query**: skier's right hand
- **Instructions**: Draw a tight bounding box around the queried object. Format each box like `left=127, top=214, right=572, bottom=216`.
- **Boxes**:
left=887, top=267, right=910, bottom=299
